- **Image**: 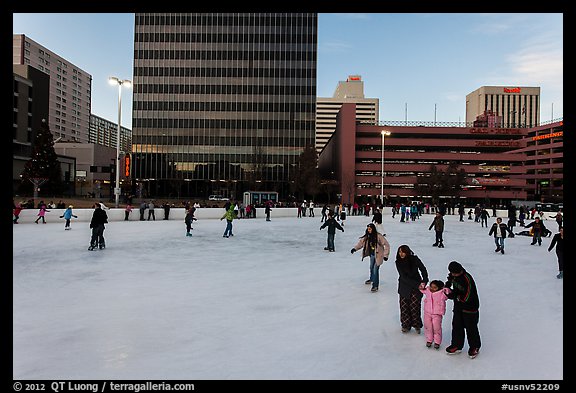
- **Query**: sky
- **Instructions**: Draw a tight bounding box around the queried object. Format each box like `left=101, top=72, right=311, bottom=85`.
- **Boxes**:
left=12, top=208, right=563, bottom=381
left=12, top=13, right=563, bottom=129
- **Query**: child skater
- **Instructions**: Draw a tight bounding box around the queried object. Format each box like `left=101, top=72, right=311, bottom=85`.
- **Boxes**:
left=184, top=206, right=197, bottom=237
left=59, top=205, right=78, bottom=230
left=419, top=280, right=451, bottom=349
left=320, top=210, right=344, bottom=252
left=34, top=201, right=50, bottom=224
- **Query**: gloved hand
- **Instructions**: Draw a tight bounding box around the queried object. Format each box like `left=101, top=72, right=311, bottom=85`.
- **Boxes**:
left=383, top=257, right=388, bottom=261
left=350, top=248, right=356, bottom=254
left=341, top=229, right=344, bottom=232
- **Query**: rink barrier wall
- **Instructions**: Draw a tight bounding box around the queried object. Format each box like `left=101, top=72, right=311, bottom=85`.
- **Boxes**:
left=12, top=207, right=529, bottom=224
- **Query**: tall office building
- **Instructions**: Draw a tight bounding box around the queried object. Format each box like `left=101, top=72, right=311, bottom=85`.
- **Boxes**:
left=466, top=86, right=540, bottom=128
left=89, top=114, right=132, bottom=154
left=132, top=13, right=318, bottom=199
left=13, top=34, right=92, bottom=143
left=316, top=75, right=378, bottom=153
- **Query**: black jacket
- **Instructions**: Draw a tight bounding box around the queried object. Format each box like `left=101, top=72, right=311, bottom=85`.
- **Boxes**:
left=90, top=207, right=108, bottom=228
left=488, top=222, right=509, bottom=238
left=548, top=233, right=563, bottom=255
left=395, top=254, right=428, bottom=299
left=446, top=269, right=479, bottom=312
left=525, top=220, right=548, bottom=235
left=320, top=217, right=344, bottom=234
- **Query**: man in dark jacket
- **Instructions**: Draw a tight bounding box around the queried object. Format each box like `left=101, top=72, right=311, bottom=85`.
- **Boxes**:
left=320, top=211, right=344, bottom=252
left=524, top=217, right=548, bottom=246
left=445, top=261, right=481, bottom=359
left=488, top=217, right=511, bottom=254
left=89, top=203, right=109, bottom=250
left=428, top=212, right=445, bottom=248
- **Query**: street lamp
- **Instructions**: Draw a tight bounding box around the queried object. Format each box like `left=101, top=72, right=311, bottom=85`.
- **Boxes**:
left=381, top=130, right=391, bottom=206
left=108, top=76, right=132, bottom=207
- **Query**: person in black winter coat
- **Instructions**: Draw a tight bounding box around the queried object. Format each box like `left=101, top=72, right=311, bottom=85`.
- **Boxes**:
left=320, top=211, right=344, bottom=252
left=488, top=217, right=511, bottom=254
left=444, top=261, right=481, bottom=358
left=548, top=227, right=563, bottom=279
left=89, top=203, right=108, bottom=250
left=429, top=212, right=445, bottom=248
left=524, top=217, right=548, bottom=246
left=395, top=244, right=429, bottom=333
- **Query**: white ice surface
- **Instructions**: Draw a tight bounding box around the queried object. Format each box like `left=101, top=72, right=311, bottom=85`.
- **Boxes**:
left=13, top=211, right=563, bottom=380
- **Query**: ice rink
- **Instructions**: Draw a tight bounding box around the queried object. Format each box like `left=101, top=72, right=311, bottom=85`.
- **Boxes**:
left=13, top=209, right=563, bottom=380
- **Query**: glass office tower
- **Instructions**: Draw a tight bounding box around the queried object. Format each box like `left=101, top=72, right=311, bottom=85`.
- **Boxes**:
left=132, top=13, right=318, bottom=200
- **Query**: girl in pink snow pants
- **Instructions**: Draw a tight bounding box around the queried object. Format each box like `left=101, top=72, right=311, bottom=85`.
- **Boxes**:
left=419, top=280, right=451, bottom=349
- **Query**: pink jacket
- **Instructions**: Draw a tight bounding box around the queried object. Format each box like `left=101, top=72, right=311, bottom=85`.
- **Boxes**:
left=352, top=233, right=390, bottom=266
left=420, top=286, right=451, bottom=316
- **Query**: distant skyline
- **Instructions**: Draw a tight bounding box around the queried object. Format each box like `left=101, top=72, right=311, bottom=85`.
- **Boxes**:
left=13, top=13, right=563, bottom=129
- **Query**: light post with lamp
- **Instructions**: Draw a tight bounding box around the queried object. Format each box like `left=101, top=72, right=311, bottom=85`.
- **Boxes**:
left=108, top=76, right=132, bottom=208
left=381, top=130, right=391, bottom=207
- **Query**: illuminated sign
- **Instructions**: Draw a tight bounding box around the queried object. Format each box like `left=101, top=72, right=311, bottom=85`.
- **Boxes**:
left=124, top=154, right=130, bottom=177
left=503, top=87, right=521, bottom=93
left=471, top=178, right=510, bottom=185
left=348, top=76, right=361, bottom=81
left=478, top=166, right=510, bottom=172
left=532, top=131, right=563, bottom=141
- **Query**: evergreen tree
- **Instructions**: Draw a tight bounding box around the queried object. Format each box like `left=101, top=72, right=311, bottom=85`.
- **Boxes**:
left=290, top=144, right=320, bottom=200
left=19, top=119, right=64, bottom=196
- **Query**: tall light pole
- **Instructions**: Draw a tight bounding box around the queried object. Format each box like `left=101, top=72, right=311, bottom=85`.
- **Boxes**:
left=109, top=76, right=132, bottom=208
left=381, top=130, right=391, bottom=206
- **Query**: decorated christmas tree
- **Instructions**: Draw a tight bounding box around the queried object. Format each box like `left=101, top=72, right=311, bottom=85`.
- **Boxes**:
left=19, top=119, right=64, bottom=197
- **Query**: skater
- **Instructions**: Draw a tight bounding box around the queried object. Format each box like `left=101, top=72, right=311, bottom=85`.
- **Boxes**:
left=265, top=201, right=272, bottom=221
left=444, top=261, right=481, bottom=359
left=488, top=217, right=510, bottom=254
left=34, top=201, right=49, bottom=224
left=13, top=201, right=23, bottom=224
left=467, top=209, right=473, bottom=220
left=351, top=223, right=391, bottom=292
left=184, top=206, right=197, bottom=237
left=124, top=203, right=133, bottom=221
left=308, top=200, right=315, bottom=217
left=147, top=200, right=156, bottom=220
left=59, top=205, right=78, bottom=230
left=458, top=204, right=465, bottom=222
left=163, top=202, right=171, bottom=220
left=88, top=203, right=108, bottom=250
left=372, top=207, right=384, bottom=234
left=419, top=279, right=451, bottom=349
left=479, top=207, right=490, bottom=228
left=220, top=203, right=237, bottom=238
left=339, top=206, right=347, bottom=226
left=428, top=212, right=445, bottom=247
left=395, top=244, right=429, bottom=333
left=525, top=216, right=548, bottom=246
left=320, top=211, right=344, bottom=252
left=549, top=210, right=563, bottom=231
left=548, top=227, right=563, bottom=279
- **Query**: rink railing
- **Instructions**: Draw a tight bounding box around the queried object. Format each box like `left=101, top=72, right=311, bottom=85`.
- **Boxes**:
left=12, top=207, right=534, bottom=224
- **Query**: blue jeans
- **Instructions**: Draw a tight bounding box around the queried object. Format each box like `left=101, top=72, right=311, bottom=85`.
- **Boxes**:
left=369, top=254, right=380, bottom=288
left=494, top=237, right=505, bottom=249
left=327, top=233, right=335, bottom=251
left=223, top=220, right=233, bottom=236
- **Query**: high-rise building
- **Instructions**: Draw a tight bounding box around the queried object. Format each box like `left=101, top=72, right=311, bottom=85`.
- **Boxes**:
left=316, top=75, right=378, bottom=153
left=466, top=86, right=540, bottom=128
left=13, top=34, right=92, bottom=143
left=89, top=114, right=132, bottom=154
left=131, top=13, right=318, bottom=199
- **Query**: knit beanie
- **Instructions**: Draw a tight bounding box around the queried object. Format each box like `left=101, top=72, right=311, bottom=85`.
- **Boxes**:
left=448, top=261, right=463, bottom=274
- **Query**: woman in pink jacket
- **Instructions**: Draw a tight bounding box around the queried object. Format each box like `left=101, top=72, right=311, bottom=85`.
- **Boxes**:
left=418, top=279, right=451, bottom=349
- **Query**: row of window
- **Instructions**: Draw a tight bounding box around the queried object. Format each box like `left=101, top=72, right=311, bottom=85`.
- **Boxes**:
left=132, top=136, right=313, bottom=146
left=133, top=118, right=314, bottom=129
left=134, top=66, right=316, bottom=78
left=135, top=83, right=315, bottom=95
left=134, top=49, right=317, bottom=61
left=133, top=100, right=315, bottom=112
left=135, top=14, right=317, bottom=27
left=134, top=32, right=317, bottom=44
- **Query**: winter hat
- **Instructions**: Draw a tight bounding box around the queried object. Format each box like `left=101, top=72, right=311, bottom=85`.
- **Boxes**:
left=448, top=261, right=463, bottom=274
left=69, top=205, right=73, bottom=208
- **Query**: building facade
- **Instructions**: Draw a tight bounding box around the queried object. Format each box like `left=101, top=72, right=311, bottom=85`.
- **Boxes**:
left=319, top=103, right=533, bottom=206
left=131, top=13, right=318, bottom=200
left=316, top=75, right=378, bottom=153
left=89, top=114, right=132, bottom=154
left=12, top=64, right=50, bottom=191
left=466, top=86, right=540, bottom=129
left=507, top=120, right=563, bottom=203
left=13, top=34, right=92, bottom=144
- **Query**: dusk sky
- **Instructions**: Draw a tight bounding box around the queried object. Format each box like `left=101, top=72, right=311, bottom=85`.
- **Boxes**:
left=13, top=13, right=563, bottom=128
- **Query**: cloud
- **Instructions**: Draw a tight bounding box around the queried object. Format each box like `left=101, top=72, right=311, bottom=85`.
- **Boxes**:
left=319, top=41, right=353, bottom=53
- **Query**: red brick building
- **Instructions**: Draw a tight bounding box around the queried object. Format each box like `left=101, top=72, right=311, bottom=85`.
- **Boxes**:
left=318, top=103, right=539, bottom=206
